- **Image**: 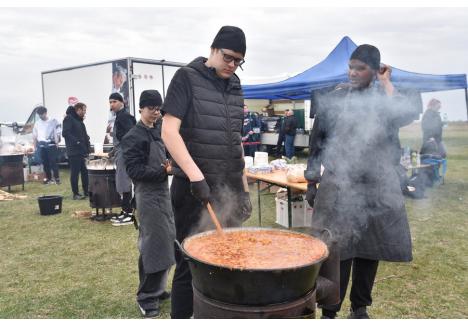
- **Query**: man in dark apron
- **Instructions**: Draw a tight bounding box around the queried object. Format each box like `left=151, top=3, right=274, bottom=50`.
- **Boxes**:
left=161, top=26, right=252, bottom=318
left=121, top=90, right=175, bottom=318
left=108, top=92, right=136, bottom=226
left=306, top=44, right=414, bottom=319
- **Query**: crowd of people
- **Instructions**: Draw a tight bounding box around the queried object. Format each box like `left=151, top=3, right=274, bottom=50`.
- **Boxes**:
left=27, top=25, right=452, bottom=319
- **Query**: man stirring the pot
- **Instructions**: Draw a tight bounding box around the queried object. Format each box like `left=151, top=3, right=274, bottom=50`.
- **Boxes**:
left=121, top=90, right=174, bottom=318
left=161, top=26, right=252, bottom=318
left=305, top=44, right=414, bottom=319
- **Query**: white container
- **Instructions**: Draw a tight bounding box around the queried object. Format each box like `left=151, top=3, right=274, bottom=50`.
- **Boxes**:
left=275, top=196, right=312, bottom=228
left=254, top=151, right=269, bottom=167
left=94, top=142, right=103, bottom=155
left=244, top=156, right=254, bottom=168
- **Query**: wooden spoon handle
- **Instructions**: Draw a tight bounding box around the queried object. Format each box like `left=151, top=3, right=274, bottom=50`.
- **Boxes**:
left=207, top=202, right=223, bottom=234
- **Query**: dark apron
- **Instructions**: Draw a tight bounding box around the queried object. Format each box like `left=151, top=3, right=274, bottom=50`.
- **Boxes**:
left=135, top=140, right=176, bottom=273
left=112, top=130, right=132, bottom=194
left=312, top=90, right=412, bottom=262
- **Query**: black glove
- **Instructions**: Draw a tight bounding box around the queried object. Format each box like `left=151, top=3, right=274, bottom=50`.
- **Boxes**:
left=190, top=179, right=211, bottom=204
left=306, top=183, right=318, bottom=207
left=239, top=192, right=252, bottom=222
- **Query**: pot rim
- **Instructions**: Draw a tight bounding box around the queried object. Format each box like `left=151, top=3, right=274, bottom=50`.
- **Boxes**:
left=181, top=227, right=329, bottom=272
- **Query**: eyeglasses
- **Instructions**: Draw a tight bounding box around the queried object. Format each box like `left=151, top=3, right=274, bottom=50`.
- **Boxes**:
left=220, top=49, right=245, bottom=68
left=146, top=106, right=161, bottom=112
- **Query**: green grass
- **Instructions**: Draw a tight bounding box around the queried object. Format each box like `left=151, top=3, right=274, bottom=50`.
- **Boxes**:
left=1, top=122, right=467, bottom=318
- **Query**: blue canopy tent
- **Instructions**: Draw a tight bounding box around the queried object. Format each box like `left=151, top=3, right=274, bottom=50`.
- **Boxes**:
left=242, top=36, right=468, bottom=118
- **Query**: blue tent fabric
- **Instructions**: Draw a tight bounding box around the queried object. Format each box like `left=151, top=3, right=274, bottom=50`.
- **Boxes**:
left=242, top=36, right=467, bottom=100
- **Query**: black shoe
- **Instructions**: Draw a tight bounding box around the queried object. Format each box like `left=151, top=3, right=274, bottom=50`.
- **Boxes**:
left=138, top=302, right=160, bottom=318
left=348, top=306, right=370, bottom=319
left=158, top=291, right=171, bottom=301
left=83, top=192, right=89, bottom=197
left=73, top=194, right=85, bottom=200
left=321, top=309, right=337, bottom=319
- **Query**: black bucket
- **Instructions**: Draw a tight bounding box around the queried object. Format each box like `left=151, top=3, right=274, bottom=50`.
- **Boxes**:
left=38, top=195, right=63, bottom=215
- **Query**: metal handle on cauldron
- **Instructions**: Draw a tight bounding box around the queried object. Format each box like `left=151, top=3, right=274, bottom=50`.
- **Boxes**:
left=174, top=239, right=192, bottom=262
left=320, top=228, right=333, bottom=244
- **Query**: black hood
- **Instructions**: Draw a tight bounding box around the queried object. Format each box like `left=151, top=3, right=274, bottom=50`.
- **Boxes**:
left=187, top=56, right=240, bottom=90
left=68, top=107, right=82, bottom=121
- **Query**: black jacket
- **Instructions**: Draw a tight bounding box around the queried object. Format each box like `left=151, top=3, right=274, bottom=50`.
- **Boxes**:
left=421, top=109, right=443, bottom=143
left=121, top=119, right=167, bottom=183
left=114, top=108, right=136, bottom=142
left=283, top=115, right=298, bottom=136
left=170, top=57, right=245, bottom=186
left=62, top=109, right=90, bottom=157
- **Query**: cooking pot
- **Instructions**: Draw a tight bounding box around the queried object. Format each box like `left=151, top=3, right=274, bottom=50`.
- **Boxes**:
left=177, top=227, right=330, bottom=306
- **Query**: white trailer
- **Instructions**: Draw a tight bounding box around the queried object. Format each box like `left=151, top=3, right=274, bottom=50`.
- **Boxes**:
left=39, top=57, right=185, bottom=155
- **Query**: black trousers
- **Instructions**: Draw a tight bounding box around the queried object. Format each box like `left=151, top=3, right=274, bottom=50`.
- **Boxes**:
left=170, top=176, right=204, bottom=319
left=39, top=144, right=59, bottom=181
left=136, top=255, right=169, bottom=310
left=68, top=155, right=88, bottom=195
left=322, top=257, right=379, bottom=317
left=276, top=132, right=285, bottom=157
left=122, top=192, right=133, bottom=213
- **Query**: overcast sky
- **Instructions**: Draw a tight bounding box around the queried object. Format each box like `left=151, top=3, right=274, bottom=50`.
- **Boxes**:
left=0, top=7, right=467, bottom=121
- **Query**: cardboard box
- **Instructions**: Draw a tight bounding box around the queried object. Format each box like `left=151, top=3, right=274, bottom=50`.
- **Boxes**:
left=275, top=195, right=312, bottom=228
left=27, top=172, right=45, bottom=182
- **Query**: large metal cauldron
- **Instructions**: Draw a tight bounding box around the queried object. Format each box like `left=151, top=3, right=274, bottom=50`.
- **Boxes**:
left=0, top=154, right=24, bottom=190
left=178, top=227, right=329, bottom=306
left=87, top=161, right=121, bottom=209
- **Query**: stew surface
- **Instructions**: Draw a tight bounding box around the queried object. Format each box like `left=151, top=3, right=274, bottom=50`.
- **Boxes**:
left=184, top=229, right=328, bottom=270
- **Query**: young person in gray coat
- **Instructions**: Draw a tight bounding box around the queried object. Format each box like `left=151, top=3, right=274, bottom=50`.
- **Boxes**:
left=121, top=90, right=175, bottom=318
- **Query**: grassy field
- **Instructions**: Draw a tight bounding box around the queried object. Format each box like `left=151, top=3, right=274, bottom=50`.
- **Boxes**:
left=0, top=123, right=467, bottom=319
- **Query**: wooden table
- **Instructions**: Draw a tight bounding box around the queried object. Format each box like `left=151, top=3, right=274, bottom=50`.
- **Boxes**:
left=245, top=169, right=307, bottom=229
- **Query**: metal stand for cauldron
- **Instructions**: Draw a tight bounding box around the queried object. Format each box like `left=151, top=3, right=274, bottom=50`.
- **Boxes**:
left=193, top=286, right=317, bottom=319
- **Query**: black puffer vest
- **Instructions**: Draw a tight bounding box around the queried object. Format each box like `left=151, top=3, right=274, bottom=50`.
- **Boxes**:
left=172, top=57, right=245, bottom=187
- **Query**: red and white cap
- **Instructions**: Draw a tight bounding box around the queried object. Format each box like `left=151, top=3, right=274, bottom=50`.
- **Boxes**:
left=68, top=96, right=79, bottom=106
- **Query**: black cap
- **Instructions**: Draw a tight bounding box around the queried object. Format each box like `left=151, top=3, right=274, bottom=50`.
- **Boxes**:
left=350, top=44, right=381, bottom=70
left=109, top=92, right=124, bottom=103
left=139, top=90, right=162, bottom=108
left=211, top=26, right=246, bottom=56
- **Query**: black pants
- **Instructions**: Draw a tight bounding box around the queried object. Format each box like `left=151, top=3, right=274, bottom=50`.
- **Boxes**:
left=322, top=257, right=379, bottom=317
left=136, top=255, right=169, bottom=310
left=122, top=192, right=133, bottom=213
left=276, top=132, right=285, bottom=157
left=68, top=155, right=88, bottom=195
left=170, top=177, right=204, bottom=319
left=39, top=144, right=59, bottom=181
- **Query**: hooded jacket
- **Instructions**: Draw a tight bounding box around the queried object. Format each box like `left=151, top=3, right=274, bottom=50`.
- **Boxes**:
left=62, top=109, right=90, bottom=157
left=170, top=57, right=245, bottom=186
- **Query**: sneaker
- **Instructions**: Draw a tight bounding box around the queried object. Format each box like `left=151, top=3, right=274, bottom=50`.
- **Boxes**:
left=43, top=178, right=50, bottom=185
left=47, top=180, right=56, bottom=185
left=138, top=303, right=160, bottom=318
left=73, top=194, right=85, bottom=200
left=55, top=179, right=61, bottom=185
left=112, top=213, right=134, bottom=226
left=83, top=192, right=89, bottom=197
left=348, top=306, right=370, bottom=319
left=110, top=212, right=124, bottom=223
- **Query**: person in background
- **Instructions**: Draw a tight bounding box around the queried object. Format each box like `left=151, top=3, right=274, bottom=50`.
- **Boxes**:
left=161, top=25, right=252, bottom=318
left=62, top=102, right=90, bottom=200
left=241, top=104, right=261, bottom=157
left=305, top=44, right=414, bottom=319
left=122, top=90, right=174, bottom=318
left=107, top=92, right=137, bottom=226
left=283, top=109, right=298, bottom=159
left=421, top=98, right=446, bottom=157
left=274, top=112, right=286, bottom=158
left=32, top=106, right=61, bottom=184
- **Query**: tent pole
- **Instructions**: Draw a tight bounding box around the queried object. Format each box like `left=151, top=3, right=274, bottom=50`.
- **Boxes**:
left=465, top=88, right=468, bottom=122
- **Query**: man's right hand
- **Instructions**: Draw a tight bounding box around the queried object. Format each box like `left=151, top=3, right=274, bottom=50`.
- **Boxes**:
left=306, top=182, right=318, bottom=207
left=190, top=179, right=211, bottom=204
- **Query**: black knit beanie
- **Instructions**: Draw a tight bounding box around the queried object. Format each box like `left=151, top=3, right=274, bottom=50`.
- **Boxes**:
left=109, top=92, right=124, bottom=103
left=211, top=26, right=246, bottom=56
left=139, top=90, right=162, bottom=108
left=350, top=44, right=381, bottom=70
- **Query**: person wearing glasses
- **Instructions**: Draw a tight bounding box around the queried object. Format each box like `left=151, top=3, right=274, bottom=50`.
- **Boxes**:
left=121, top=90, right=175, bottom=318
left=161, top=26, right=252, bottom=318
